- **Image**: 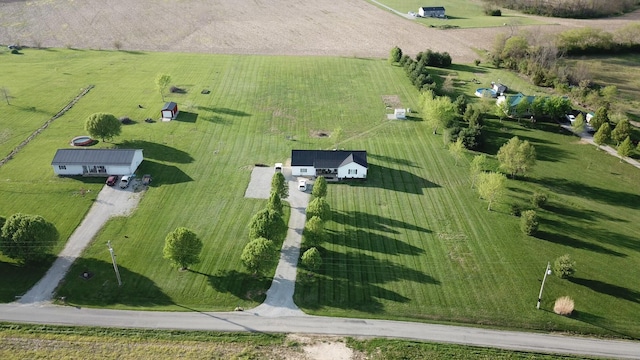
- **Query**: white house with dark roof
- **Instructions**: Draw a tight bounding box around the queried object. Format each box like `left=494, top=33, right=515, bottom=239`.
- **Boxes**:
left=51, top=149, right=143, bottom=176
left=418, top=6, right=445, bottom=18
left=290, top=150, right=367, bottom=180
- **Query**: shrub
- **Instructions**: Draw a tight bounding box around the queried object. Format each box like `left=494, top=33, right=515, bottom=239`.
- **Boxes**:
left=11, top=49, right=20, bottom=54
left=119, top=116, right=133, bottom=124
left=553, top=296, right=575, bottom=316
left=169, top=86, right=186, bottom=94
left=531, top=192, right=548, bottom=208
left=474, top=59, right=481, bottom=66
left=520, top=210, right=539, bottom=235
left=509, top=204, right=522, bottom=217
left=554, top=254, right=576, bottom=279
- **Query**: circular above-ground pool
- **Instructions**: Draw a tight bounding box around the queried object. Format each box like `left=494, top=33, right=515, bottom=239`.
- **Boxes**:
left=475, top=88, right=497, bottom=98
left=70, top=136, right=94, bottom=146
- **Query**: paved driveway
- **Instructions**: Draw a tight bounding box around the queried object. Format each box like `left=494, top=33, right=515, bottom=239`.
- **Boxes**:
left=16, top=183, right=142, bottom=304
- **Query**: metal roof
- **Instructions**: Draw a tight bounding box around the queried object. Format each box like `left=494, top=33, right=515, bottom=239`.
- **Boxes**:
left=291, top=150, right=367, bottom=169
left=162, top=102, right=178, bottom=111
left=51, top=149, right=142, bottom=165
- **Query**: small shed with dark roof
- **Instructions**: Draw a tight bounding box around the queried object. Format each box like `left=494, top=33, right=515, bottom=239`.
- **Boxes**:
left=161, top=102, right=179, bottom=120
left=51, top=149, right=144, bottom=176
left=291, top=150, right=367, bottom=180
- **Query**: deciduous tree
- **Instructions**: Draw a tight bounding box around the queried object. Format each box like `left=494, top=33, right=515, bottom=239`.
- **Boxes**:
left=476, top=172, right=506, bottom=211
left=301, top=247, right=322, bottom=271
left=593, top=122, right=611, bottom=148
left=155, top=73, right=171, bottom=101
left=470, top=154, right=487, bottom=189
left=162, top=227, right=203, bottom=270
left=248, top=209, right=286, bottom=241
left=312, top=176, right=327, bottom=198
left=422, top=93, right=457, bottom=134
left=388, top=46, right=402, bottom=64
left=590, top=106, right=609, bottom=133
left=303, top=216, right=325, bottom=248
left=267, top=191, right=283, bottom=216
left=571, top=113, right=585, bottom=134
left=271, top=172, right=288, bottom=199
left=497, top=136, right=537, bottom=178
left=0, top=213, right=58, bottom=264
left=611, top=117, right=631, bottom=146
left=306, top=197, right=331, bottom=221
left=520, top=210, right=539, bottom=235
left=241, top=237, right=276, bottom=275
left=85, top=113, right=121, bottom=142
left=617, top=136, right=633, bottom=159
left=448, top=137, right=465, bottom=166
left=554, top=254, right=576, bottom=279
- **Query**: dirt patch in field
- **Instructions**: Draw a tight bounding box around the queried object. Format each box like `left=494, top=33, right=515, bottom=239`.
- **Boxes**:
left=381, top=95, right=403, bottom=108
left=310, top=130, right=331, bottom=138
left=286, top=334, right=366, bottom=360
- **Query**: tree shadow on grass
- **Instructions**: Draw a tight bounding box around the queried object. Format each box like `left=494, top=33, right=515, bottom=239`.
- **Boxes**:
left=368, top=153, right=420, bottom=168
left=0, top=258, right=54, bottom=303
left=56, top=258, right=172, bottom=307
left=531, top=177, right=640, bottom=209
left=295, top=276, right=409, bottom=313
left=136, top=160, right=193, bottom=186
left=325, top=229, right=425, bottom=256
left=542, top=217, right=638, bottom=253
left=536, top=230, right=626, bottom=257
left=332, top=210, right=431, bottom=235
left=204, top=270, right=270, bottom=303
left=544, top=203, right=627, bottom=223
left=344, top=163, right=439, bottom=194
left=570, top=277, right=640, bottom=304
left=296, top=249, right=438, bottom=313
left=119, top=140, right=194, bottom=163
left=196, top=106, right=251, bottom=117
left=536, top=219, right=626, bottom=257
left=572, top=310, right=639, bottom=340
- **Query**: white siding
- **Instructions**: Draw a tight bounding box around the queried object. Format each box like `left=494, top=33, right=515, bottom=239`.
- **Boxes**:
left=291, top=166, right=316, bottom=177
left=128, top=150, right=144, bottom=173
left=52, top=164, right=83, bottom=176
left=337, top=162, right=367, bottom=179
left=162, top=110, right=173, bottom=119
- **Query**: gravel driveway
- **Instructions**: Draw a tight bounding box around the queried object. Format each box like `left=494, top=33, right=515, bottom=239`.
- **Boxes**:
left=17, top=182, right=143, bottom=305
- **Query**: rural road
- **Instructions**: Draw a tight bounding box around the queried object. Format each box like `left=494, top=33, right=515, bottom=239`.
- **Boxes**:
left=1, top=303, right=639, bottom=359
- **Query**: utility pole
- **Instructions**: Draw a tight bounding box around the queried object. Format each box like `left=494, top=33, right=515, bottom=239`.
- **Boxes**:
left=107, top=241, right=122, bottom=286
left=536, top=262, right=552, bottom=309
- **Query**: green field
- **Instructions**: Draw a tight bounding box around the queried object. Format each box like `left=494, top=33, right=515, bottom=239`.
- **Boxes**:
left=0, top=49, right=639, bottom=339
left=370, top=0, right=547, bottom=28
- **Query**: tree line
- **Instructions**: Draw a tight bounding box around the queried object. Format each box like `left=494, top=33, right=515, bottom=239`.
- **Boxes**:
left=483, top=0, right=639, bottom=18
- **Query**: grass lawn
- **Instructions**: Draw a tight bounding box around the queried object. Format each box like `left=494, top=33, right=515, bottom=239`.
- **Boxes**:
left=1, top=49, right=639, bottom=339
left=370, top=0, right=547, bottom=28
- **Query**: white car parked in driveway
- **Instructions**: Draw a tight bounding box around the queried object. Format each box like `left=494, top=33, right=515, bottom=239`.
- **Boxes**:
left=298, top=179, right=307, bottom=191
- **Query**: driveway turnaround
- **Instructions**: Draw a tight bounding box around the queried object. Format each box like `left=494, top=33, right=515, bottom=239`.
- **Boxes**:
left=16, top=184, right=142, bottom=304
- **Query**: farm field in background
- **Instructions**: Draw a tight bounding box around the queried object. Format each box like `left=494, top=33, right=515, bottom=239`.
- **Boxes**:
left=0, top=49, right=639, bottom=338
left=371, top=0, right=547, bottom=28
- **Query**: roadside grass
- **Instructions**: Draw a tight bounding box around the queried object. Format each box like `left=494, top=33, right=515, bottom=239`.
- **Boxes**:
left=1, top=49, right=639, bottom=339
left=0, top=323, right=598, bottom=359
left=370, top=0, right=547, bottom=28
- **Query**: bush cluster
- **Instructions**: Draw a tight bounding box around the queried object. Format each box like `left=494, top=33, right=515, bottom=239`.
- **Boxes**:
left=396, top=48, right=452, bottom=92
left=485, top=0, right=637, bottom=18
